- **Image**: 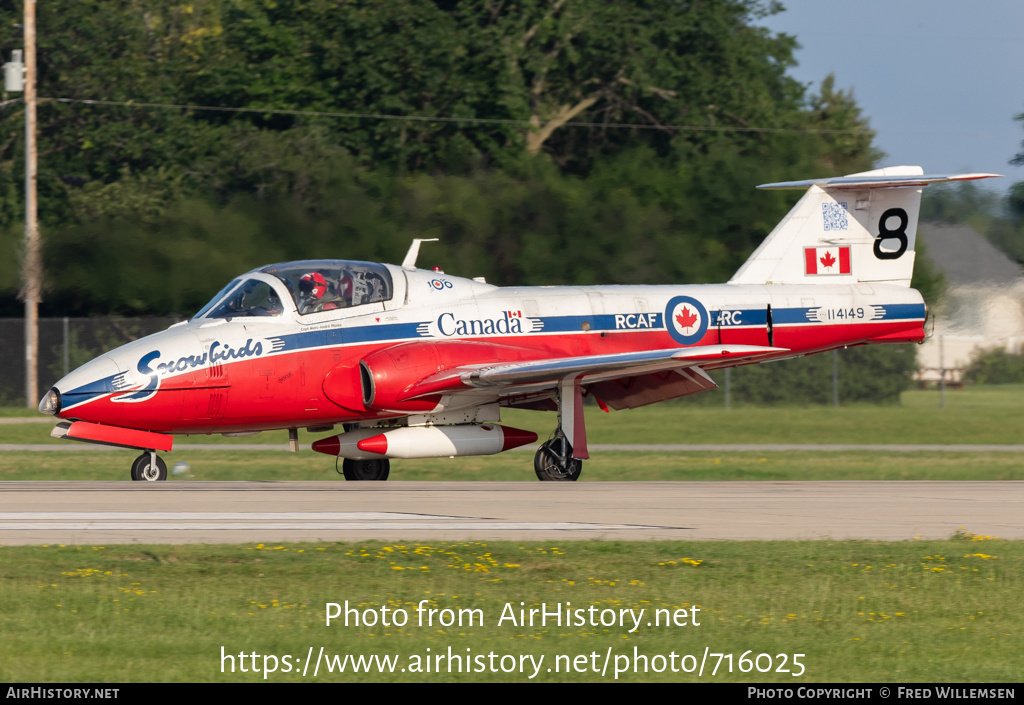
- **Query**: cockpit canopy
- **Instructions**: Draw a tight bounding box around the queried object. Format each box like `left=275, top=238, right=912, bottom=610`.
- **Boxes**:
left=261, top=260, right=393, bottom=315
left=191, top=278, right=281, bottom=320
left=191, top=260, right=394, bottom=320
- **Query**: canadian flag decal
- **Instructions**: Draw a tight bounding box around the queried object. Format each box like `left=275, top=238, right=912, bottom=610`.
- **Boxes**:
left=805, top=246, right=851, bottom=275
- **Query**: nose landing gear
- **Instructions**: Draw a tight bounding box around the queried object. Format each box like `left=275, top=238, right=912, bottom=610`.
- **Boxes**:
left=130, top=452, right=167, bottom=482
left=339, top=457, right=391, bottom=481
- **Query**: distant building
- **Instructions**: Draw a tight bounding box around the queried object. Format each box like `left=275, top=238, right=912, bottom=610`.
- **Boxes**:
left=915, top=222, right=1024, bottom=383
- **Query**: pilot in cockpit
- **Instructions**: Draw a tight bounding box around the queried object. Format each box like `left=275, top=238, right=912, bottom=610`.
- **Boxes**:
left=232, top=280, right=281, bottom=316
left=299, top=271, right=348, bottom=314
left=337, top=271, right=355, bottom=306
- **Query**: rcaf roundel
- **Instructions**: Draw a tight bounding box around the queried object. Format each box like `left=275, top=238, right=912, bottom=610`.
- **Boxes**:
left=664, top=295, right=709, bottom=345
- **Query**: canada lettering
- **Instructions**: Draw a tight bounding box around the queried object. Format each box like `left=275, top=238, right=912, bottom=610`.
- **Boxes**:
left=437, top=311, right=524, bottom=337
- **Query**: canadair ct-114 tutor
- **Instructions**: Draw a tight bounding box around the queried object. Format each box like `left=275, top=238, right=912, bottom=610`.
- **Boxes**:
left=38, top=166, right=999, bottom=481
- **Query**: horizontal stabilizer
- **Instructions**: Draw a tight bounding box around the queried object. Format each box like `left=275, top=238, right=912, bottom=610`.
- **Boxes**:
left=758, top=170, right=1002, bottom=191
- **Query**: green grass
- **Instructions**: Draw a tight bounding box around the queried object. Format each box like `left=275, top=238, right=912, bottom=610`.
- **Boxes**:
left=589, top=384, right=1024, bottom=445
left=902, top=383, right=1024, bottom=410
left=3, top=386, right=1021, bottom=683
left=0, top=538, right=1018, bottom=682
left=3, top=449, right=1024, bottom=482
left=4, top=384, right=1022, bottom=447
left=0, top=406, right=43, bottom=418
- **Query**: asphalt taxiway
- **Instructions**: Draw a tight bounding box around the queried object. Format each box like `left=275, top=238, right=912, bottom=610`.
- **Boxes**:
left=0, top=481, right=1021, bottom=544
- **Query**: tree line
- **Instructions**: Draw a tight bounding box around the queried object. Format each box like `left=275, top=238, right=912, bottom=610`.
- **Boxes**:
left=0, top=0, right=894, bottom=316
left=0, top=1, right=965, bottom=403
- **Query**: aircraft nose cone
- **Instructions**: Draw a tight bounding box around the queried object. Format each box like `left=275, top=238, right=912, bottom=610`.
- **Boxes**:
left=51, top=355, right=124, bottom=419
left=38, top=387, right=61, bottom=416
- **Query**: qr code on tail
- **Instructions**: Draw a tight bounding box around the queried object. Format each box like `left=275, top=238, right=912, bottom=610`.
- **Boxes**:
left=822, top=202, right=848, bottom=231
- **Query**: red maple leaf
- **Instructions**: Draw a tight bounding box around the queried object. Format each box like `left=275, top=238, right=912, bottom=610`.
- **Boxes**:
left=676, top=306, right=698, bottom=330
left=819, top=250, right=836, bottom=268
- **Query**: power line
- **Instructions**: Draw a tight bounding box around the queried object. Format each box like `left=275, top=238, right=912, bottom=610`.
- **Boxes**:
left=44, top=96, right=874, bottom=136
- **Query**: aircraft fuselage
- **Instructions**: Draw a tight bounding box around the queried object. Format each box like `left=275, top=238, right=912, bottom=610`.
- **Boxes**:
left=51, top=265, right=924, bottom=435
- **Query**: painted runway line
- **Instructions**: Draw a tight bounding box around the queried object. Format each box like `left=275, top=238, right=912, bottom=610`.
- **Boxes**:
left=0, top=511, right=642, bottom=533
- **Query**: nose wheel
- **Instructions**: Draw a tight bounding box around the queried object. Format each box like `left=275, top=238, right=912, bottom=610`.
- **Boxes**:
left=534, top=434, right=582, bottom=481
left=130, top=452, right=167, bottom=482
left=340, top=458, right=391, bottom=481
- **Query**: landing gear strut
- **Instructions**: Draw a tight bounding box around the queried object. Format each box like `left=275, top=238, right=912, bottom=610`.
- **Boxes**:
left=340, top=458, right=390, bottom=481
left=534, top=432, right=582, bottom=481
left=130, top=452, right=167, bottom=482
left=532, top=376, right=589, bottom=481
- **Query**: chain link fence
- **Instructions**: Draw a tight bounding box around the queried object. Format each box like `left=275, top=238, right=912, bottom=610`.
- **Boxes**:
left=0, top=317, right=183, bottom=407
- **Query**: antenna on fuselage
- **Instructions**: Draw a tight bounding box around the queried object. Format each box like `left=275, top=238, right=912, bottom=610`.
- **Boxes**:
left=402, top=238, right=439, bottom=270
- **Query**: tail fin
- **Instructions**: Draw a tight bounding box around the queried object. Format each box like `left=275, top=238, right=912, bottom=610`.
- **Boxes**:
left=729, top=166, right=1001, bottom=287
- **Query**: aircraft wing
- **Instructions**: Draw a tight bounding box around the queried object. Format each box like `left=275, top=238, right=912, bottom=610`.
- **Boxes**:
left=459, top=344, right=786, bottom=387
left=395, top=343, right=784, bottom=405
left=353, top=341, right=788, bottom=413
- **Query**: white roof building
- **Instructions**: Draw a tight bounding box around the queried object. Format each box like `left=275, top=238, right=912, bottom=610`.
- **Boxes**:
left=915, top=222, right=1024, bottom=382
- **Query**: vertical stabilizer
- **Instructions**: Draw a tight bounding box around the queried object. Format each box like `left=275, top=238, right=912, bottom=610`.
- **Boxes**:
left=730, top=167, right=1000, bottom=287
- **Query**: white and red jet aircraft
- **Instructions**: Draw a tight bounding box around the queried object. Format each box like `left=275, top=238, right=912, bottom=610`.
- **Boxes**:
left=38, top=166, right=999, bottom=481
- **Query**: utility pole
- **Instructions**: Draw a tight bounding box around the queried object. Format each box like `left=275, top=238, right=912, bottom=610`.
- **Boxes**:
left=23, top=0, right=39, bottom=408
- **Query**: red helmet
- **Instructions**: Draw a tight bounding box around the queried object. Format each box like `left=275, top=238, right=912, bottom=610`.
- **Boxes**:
left=300, top=272, right=327, bottom=300
left=339, top=273, right=353, bottom=301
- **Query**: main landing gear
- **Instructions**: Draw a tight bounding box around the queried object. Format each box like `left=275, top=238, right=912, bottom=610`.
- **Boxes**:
left=314, top=375, right=590, bottom=482
left=130, top=452, right=167, bottom=482
left=532, top=376, right=589, bottom=482
left=534, top=432, right=583, bottom=481
left=340, top=458, right=390, bottom=481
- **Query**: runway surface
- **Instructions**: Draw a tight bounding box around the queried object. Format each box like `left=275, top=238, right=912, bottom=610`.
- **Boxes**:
left=0, top=481, right=1021, bottom=544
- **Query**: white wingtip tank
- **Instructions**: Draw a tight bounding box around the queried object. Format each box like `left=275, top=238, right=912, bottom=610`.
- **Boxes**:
left=729, top=166, right=1002, bottom=287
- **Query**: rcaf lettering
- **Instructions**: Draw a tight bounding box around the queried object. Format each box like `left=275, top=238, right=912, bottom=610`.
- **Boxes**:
left=437, top=311, right=524, bottom=337
left=614, top=313, right=660, bottom=329
left=715, top=310, right=743, bottom=326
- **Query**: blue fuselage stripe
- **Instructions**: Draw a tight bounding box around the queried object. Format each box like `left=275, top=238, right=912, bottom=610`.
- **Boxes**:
left=59, top=304, right=925, bottom=409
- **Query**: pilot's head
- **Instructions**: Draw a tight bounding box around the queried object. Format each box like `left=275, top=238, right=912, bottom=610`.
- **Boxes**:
left=265, top=290, right=281, bottom=314
left=299, top=272, right=327, bottom=300
left=339, top=273, right=353, bottom=302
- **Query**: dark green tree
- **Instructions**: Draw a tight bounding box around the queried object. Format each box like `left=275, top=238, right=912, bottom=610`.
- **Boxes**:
left=963, top=348, right=1024, bottom=385
left=0, top=0, right=884, bottom=317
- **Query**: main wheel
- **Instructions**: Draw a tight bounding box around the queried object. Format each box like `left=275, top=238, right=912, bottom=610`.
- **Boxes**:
left=130, top=453, right=167, bottom=482
left=534, top=439, right=582, bottom=481
left=342, top=458, right=390, bottom=481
